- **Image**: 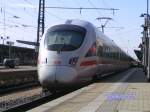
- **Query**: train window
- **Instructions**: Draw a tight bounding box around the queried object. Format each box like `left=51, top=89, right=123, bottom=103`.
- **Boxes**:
left=108, top=48, right=112, bottom=58
left=85, top=43, right=96, bottom=57
left=115, top=51, right=118, bottom=59
left=102, top=47, right=106, bottom=57
left=97, top=46, right=103, bottom=57
left=107, top=48, right=110, bottom=58
left=45, top=25, right=86, bottom=51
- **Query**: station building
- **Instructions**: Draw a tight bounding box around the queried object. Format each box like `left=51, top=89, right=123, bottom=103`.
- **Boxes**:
left=0, top=44, right=36, bottom=65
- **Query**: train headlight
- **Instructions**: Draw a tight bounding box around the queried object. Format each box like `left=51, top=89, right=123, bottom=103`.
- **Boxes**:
left=69, top=57, right=78, bottom=66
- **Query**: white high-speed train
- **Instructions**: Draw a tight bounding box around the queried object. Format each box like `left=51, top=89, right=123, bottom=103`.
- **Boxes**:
left=38, top=19, right=133, bottom=92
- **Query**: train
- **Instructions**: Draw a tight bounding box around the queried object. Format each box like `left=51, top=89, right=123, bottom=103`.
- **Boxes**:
left=38, top=19, right=133, bottom=92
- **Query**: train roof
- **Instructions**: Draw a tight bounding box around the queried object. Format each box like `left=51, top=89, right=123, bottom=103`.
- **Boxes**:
left=46, top=19, right=93, bottom=31
left=47, top=19, right=117, bottom=45
left=46, top=19, right=134, bottom=60
left=46, top=19, right=118, bottom=47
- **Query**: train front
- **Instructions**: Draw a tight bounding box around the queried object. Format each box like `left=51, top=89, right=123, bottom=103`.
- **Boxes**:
left=38, top=23, right=86, bottom=90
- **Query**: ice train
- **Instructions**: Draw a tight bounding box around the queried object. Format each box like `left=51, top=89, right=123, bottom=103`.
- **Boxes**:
left=38, top=19, right=133, bottom=91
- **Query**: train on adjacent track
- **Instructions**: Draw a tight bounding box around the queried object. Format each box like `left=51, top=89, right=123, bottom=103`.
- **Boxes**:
left=38, top=19, right=133, bottom=92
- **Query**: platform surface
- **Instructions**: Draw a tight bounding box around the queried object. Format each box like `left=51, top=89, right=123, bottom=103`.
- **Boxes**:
left=28, top=68, right=150, bottom=112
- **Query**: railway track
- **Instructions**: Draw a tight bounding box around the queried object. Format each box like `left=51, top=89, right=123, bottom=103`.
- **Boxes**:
left=1, top=90, right=50, bottom=112
left=0, top=82, right=40, bottom=96
left=0, top=86, right=44, bottom=112
left=0, top=84, right=84, bottom=112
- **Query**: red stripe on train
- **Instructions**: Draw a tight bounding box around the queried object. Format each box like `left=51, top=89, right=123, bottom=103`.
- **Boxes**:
left=80, top=60, right=97, bottom=66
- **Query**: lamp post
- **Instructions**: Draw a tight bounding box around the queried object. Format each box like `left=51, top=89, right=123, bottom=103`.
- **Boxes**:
left=7, top=41, right=14, bottom=59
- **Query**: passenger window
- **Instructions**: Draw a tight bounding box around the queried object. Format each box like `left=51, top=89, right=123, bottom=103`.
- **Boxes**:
left=85, top=43, right=96, bottom=57
left=97, top=46, right=103, bottom=57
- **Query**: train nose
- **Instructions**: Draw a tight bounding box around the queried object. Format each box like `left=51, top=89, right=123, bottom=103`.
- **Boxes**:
left=38, top=66, right=77, bottom=87
left=38, top=66, right=56, bottom=87
left=55, top=66, right=77, bottom=83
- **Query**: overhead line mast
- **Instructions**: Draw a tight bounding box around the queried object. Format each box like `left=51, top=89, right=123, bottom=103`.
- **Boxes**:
left=140, top=0, right=150, bottom=81
left=37, top=0, right=45, bottom=51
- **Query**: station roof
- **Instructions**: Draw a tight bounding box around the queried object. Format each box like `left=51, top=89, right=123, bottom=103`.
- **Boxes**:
left=0, top=44, right=35, bottom=52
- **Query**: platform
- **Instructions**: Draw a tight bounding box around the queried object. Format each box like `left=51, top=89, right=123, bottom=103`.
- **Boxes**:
left=0, top=66, right=37, bottom=72
left=28, top=68, right=150, bottom=112
left=0, top=66, right=37, bottom=86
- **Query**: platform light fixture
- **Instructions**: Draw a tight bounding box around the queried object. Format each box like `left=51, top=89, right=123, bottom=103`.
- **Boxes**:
left=1, top=36, right=9, bottom=45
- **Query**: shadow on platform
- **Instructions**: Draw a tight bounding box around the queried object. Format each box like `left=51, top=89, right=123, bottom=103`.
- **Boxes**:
left=96, top=68, right=147, bottom=83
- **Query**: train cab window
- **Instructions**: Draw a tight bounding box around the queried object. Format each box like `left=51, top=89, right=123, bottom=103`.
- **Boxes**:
left=45, top=25, right=86, bottom=51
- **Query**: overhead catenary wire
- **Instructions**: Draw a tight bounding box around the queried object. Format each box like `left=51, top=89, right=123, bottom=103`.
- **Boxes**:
left=73, top=0, right=81, bottom=7
left=23, top=0, right=63, bottom=20
left=97, top=26, right=124, bottom=29
left=23, top=0, right=33, bottom=5
left=45, top=6, right=118, bottom=15
left=0, top=17, right=37, bottom=29
left=0, top=8, right=21, bottom=18
left=70, top=0, right=89, bottom=20
left=3, top=0, right=29, bottom=17
left=87, top=0, right=102, bottom=16
left=109, top=27, right=141, bottom=54
left=1, top=0, right=34, bottom=18
left=45, top=6, right=119, bottom=11
left=101, top=0, right=111, bottom=10
left=109, top=28, right=141, bottom=36
left=4, top=2, right=118, bottom=35
left=45, top=10, right=64, bottom=20
left=22, top=0, right=39, bottom=18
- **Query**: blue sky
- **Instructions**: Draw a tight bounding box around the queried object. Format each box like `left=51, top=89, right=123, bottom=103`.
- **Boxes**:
left=0, top=0, right=147, bottom=59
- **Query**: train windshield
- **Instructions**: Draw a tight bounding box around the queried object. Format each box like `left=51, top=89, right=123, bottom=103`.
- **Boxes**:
left=45, top=25, right=86, bottom=51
